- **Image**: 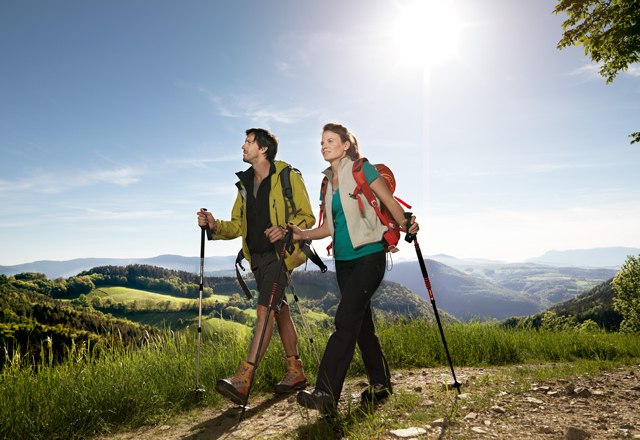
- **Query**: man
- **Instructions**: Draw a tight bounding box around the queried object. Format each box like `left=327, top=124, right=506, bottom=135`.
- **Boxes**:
left=197, top=128, right=315, bottom=405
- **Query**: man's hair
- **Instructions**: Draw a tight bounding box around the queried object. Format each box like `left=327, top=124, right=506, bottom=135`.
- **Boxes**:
left=323, top=123, right=360, bottom=160
left=246, top=128, right=278, bottom=162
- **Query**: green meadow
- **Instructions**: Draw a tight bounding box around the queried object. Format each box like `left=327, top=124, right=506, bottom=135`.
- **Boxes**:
left=89, top=286, right=230, bottom=305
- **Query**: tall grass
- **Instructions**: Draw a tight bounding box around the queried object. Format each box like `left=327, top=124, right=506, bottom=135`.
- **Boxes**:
left=1, top=319, right=639, bottom=440
left=376, top=320, right=640, bottom=369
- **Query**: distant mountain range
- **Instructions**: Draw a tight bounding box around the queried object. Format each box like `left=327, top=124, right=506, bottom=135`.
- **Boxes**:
left=2, top=247, right=634, bottom=279
left=0, top=255, right=238, bottom=279
left=383, top=260, right=616, bottom=320
left=526, top=247, right=639, bottom=268
left=1, top=247, right=626, bottom=321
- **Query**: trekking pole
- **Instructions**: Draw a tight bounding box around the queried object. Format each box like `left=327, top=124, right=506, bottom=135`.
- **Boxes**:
left=284, top=271, right=321, bottom=365
left=404, top=212, right=461, bottom=394
left=194, top=208, right=208, bottom=398
left=239, top=226, right=293, bottom=422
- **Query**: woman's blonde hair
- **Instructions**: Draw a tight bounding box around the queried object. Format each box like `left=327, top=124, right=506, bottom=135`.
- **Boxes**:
left=323, top=123, right=360, bottom=160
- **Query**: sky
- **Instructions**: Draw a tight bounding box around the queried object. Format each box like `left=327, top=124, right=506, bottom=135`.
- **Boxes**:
left=1, top=0, right=639, bottom=266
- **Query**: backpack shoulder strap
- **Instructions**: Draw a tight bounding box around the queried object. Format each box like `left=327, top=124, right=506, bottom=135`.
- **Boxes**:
left=318, top=175, right=329, bottom=225
left=279, top=165, right=298, bottom=223
left=352, top=157, right=381, bottom=211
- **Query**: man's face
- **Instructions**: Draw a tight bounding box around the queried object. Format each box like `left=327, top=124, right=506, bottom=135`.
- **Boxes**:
left=242, top=133, right=263, bottom=164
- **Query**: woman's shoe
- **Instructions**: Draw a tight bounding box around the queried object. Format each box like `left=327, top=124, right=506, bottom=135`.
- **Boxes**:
left=296, top=389, right=336, bottom=414
left=360, top=383, right=391, bottom=403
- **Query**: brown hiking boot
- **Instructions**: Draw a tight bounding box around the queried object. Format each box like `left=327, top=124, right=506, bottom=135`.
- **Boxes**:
left=215, top=360, right=254, bottom=405
left=274, top=355, right=307, bottom=394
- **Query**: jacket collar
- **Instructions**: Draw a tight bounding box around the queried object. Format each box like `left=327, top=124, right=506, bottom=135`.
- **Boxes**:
left=322, top=156, right=353, bottom=181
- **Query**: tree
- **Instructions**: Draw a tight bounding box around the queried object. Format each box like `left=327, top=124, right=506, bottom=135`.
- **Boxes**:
left=66, top=276, right=95, bottom=295
left=540, top=311, right=577, bottom=331
left=555, top=0, right=640, bottom=144
left=612, top=255, right=640, bottom=332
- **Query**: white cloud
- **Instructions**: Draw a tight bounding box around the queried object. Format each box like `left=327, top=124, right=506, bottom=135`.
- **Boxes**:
left=0, top=166, right=142, bottom=194
left=275, top=60, right=295, bottom=78
left=566, top=62, right=640, bottom=81
left=76, top=207, right=174, bottom=221
left=164, top=155, right=238, bottom=168
left=565, top=63, right=602, bottom=82
left=626, top=64, right=640, bottom=77
left=191, top=85, right=316, bottom=127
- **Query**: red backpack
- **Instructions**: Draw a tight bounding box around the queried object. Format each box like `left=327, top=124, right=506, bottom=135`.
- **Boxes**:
left=319, top=158, right=412, bottom=254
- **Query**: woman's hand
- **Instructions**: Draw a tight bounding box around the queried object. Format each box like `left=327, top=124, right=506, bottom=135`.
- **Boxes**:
left=404, top=215, right=419, bottom=234
left=287, top=224, right=304, bottom=242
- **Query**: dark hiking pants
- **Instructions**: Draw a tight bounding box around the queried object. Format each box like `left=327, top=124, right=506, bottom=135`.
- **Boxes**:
left=315, top=251, right=391, bottom=402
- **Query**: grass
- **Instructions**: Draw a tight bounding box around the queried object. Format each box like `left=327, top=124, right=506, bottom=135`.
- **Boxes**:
left=1, top=319, right=639, bottom=440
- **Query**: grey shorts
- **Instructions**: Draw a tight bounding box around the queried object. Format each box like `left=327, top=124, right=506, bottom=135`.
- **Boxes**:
left=250, top=251, right=290, bottom=314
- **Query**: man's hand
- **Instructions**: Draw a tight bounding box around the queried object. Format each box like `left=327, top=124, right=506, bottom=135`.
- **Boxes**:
left=197, top=208, right=216, bottom=231
left=264, top=225, right=287, bottom=243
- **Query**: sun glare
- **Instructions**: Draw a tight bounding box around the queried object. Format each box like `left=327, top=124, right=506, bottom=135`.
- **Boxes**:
left=393, top=0, right=461, bottom=67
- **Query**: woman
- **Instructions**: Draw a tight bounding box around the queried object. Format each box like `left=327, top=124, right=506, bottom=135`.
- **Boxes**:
left=290, top=123, right=419, bottom=413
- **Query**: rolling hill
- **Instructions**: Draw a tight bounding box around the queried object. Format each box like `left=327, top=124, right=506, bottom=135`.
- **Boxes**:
left=1, top=252, right=620, bottom=321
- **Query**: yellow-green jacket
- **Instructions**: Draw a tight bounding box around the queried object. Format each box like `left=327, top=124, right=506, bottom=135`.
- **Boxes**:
left=208, top=160, right=316, bottom=271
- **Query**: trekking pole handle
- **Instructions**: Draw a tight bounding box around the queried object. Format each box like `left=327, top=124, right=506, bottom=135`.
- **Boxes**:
left=404, top=211, right=416, bottom=243
left=200, top=208, right=209, bottom=230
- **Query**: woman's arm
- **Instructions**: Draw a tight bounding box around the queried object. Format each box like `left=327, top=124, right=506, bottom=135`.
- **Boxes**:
left=289, top=221, right=331, bottom=242
left=369, top=177, right=419, bottom=233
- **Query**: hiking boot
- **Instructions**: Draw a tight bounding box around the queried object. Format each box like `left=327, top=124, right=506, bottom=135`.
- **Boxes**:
left=274, top=355, right=307, bottom=394
left=215, top=360, right=254, bottom=405
left=360, top=383, right=392, bottom=403
left=296, top=389, right=336, bottom=414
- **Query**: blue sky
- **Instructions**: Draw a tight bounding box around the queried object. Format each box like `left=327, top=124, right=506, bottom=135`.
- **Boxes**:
left=1, top=0, right=639, bottom=266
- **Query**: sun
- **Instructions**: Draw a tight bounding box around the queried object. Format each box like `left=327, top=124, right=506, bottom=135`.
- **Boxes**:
left=392, top=0, right=462, bottom=67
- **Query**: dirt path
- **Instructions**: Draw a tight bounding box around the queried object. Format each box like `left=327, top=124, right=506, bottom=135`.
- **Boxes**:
left=98, top=363, right=640, bottom=439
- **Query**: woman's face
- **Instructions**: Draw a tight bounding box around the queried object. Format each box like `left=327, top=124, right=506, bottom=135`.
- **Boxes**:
left=321, top=130, right=349, bottom=163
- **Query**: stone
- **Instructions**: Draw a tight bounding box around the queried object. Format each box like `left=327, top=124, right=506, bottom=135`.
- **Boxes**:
left=470, top=426, right=488, bottom=434
left=390, top=427, right=427, bottom=438
left=464, top=412, right=478, bottom=420
left=566, top=426, right=592, bottom=439
left=574, top=387, right=592, bottom=398
left=565, top=384, right=576, bottom=394
left=491, top=405, right=506, bottom=414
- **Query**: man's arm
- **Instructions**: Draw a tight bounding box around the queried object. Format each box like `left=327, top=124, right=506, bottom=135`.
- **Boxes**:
left=209, top=191, right=243, bottom=240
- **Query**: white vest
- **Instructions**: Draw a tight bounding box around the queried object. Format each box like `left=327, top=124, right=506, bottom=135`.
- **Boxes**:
left=322, top=157, right=388, bottom=248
